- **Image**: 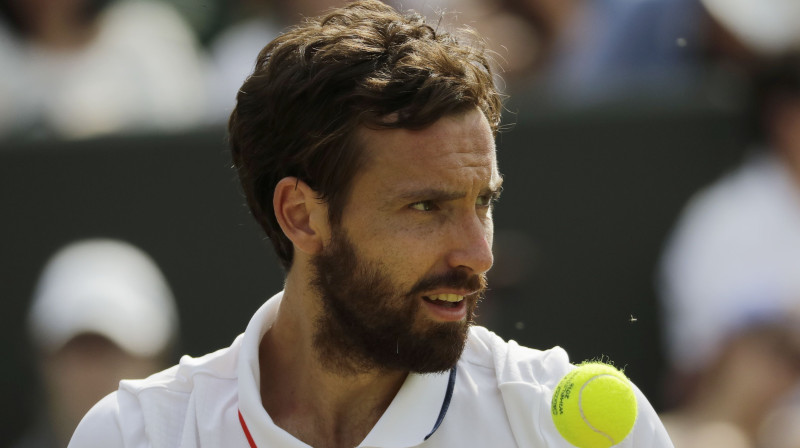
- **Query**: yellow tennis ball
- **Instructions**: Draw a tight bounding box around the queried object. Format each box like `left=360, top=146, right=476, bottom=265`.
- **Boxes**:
left=551, top=362, right=638, bottom=448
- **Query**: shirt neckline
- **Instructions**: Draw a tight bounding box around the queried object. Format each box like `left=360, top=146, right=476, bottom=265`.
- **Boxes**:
left=237, top=291, right=455, bottom=448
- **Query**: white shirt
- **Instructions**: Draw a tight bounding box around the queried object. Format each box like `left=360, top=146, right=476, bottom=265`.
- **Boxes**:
left=69, top=292, right=673, bottom=447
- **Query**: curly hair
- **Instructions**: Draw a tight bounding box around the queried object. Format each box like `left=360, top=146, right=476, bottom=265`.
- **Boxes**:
left=229, top=0, right=502, bottom=269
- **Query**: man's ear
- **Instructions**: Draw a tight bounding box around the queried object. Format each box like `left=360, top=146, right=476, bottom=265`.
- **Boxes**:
left=273, top=177, right=330, bottom=255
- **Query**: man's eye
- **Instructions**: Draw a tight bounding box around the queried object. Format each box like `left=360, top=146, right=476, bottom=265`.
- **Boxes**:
left=409, top=200, right=436, bottom=211
left=476, top=194, right=496, bottom=207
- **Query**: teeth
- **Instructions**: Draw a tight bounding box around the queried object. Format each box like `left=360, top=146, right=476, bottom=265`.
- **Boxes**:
left=427, top=294, right=464, bottom=303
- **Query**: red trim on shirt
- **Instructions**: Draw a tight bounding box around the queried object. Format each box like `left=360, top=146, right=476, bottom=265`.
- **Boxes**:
left=239, top=410, right=257, bottom=448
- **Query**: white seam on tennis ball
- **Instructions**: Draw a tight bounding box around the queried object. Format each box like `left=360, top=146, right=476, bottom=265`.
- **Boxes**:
left=578, top=374, right=619, bottom=445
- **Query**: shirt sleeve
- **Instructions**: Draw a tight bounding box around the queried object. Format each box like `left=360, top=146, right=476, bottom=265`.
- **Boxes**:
left=68, top=392, right=127, bottom=448
left=619, top=385, right=674, bottom=448
left=490, top=337, right=674, bottom=447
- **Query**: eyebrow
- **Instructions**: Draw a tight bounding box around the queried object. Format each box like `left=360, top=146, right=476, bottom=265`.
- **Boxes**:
left=395, top=177, right=504, bottom=203
left=396, top=188, right=467, bottom=203
left=489, top=177, right=504, bottom=196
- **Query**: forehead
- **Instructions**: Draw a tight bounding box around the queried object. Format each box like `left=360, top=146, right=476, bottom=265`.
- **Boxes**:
left=354, top=109, right=499, bottom=193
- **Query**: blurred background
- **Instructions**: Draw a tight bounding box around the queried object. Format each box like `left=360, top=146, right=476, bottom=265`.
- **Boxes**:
left=3, top=0, right=800, bottom=446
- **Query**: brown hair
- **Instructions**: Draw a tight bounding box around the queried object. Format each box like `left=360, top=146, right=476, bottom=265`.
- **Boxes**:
left=229, top=0, right=502, bottom=269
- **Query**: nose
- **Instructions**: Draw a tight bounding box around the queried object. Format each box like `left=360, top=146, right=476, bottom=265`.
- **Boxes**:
left=445, top=213, right=494, bottom=274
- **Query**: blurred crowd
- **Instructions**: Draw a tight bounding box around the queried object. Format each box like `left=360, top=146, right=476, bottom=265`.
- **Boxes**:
left=1, top=0, right=799, bottom=140
left=6, top=1, right=800, bottom=447
left=658, top=53, right=800, bottom=448
left=14, top=239, right=179, bottom=448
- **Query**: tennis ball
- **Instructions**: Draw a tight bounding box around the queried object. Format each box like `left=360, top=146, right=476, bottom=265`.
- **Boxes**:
left=550, top=362, right=638, bottom=448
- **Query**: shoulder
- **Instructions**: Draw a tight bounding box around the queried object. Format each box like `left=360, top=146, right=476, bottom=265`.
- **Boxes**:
left=69, top=364, right=191, bottom=448
left=461, top=325, right=571, bottom=387
left=454, top=326, right=674, bottom=447
left=69, top=393, right=127, bottom=448
left=69, top=341, right=242, bottom=448
left=453, top=326, right=571, bottom=445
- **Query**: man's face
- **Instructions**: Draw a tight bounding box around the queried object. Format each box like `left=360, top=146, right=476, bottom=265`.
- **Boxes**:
left=311, top=108, right=501, bottom=374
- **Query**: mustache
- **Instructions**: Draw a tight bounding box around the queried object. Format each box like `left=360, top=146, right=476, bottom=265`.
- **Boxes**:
left=408, top=269, right=487, bottom=297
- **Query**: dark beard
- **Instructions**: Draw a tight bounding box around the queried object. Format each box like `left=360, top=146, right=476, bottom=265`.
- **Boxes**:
left=310, top=228, right=486, bottom=375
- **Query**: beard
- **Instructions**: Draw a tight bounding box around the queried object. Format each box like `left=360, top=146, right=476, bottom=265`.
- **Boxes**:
left=310, top=227, right=486, bottom=376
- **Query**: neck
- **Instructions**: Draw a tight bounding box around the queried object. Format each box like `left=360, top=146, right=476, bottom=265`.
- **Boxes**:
left=258, top=268, right=407, bottom=448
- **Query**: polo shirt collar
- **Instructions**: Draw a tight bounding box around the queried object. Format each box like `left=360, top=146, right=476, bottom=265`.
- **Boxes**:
left=237, top=291, right=455, bottom=448
left=359, top=368, right=454, bottom=448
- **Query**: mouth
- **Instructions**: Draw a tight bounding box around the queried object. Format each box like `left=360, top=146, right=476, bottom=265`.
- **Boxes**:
left=420, top=293, right=470, bottom=322
left=422, top=293, right=465, bottom=308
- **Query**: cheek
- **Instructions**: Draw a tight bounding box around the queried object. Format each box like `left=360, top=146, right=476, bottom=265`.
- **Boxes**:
left=485, top=214, right=495, bottom=249
left=355, top=212, right=437, bottom=252
left=361, top=223, right=444, bottom=280
left=379, top=230, right=438, bottom=269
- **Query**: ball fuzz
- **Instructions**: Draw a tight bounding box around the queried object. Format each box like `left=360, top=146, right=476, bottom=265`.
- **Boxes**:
left=551, top=362, right=638, bottom=448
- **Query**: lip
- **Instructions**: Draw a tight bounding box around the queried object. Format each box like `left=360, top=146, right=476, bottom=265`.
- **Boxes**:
left=419, top=290, right=473, bottom=322
left=421, top=297, right=467, bottom=322
left=422, top=288, right=478, bottom=297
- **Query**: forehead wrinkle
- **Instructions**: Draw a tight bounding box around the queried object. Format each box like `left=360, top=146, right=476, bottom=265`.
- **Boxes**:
left=398, top=148, right=499, bottom=196
left=456, top=157, right=494, bottom=171
left=353, top=108, right=497, bottom=197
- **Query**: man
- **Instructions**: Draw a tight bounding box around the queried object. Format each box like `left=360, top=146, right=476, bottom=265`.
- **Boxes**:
left=70, top=1, right=672, bottom=446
